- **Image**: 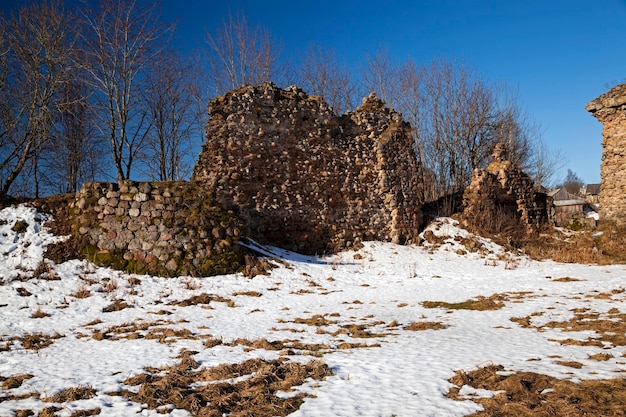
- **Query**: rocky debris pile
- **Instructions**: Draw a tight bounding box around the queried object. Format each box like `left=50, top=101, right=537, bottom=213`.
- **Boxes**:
left=192, top=83, right=423, bottom=254
left=70, top=180, right=243, bottom=277
left=462, top=143, right=547, bottom=235
left=586, top=83, right=626, bottom=224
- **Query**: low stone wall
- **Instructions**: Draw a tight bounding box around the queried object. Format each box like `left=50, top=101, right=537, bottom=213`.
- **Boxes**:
left=70, top=180, right=243, bottom=277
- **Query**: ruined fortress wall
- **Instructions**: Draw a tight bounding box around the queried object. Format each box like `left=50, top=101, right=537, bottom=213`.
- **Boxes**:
left=192, top=83, right=423, bottom=254
left=587, top=84, right=626, bottom=223
left=70, top=180, right=243, bottom=277
left=462, top=143, right=547, bottom=233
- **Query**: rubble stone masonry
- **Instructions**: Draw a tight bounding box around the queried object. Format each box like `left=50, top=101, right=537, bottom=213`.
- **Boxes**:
left=587, top=83, right=626, bottom=223
left=70, top=180, right=243, bottom=277
left=192, top=83, right=423, bottom=254
left=462, top=143, right=547, bottom=233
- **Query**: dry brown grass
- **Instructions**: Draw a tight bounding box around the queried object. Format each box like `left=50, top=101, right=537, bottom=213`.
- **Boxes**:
left=403, top=321, right=448, bottom=331
left=456, top=210, right=626, bottom=265
left=589, top=353, right=613, bottom=361
left=232, top=290, right=262, bottom=297
left=38, top=406, right=60, bottom=417
left=16, top=287, right=32, bottom=297
left=70, top=284, right=91, bottom=299
left=519, top=221, right=626, bottom=265
left=552, top=276, right=585, bottom=282
left=31, top=308, right=50, bottom=319
left=43, top=386, right=96, bottom=403
left=32, top=261, right=60, bottom=281
left=128, top=276, right=141, bottom=286
left=181, top=277, right=200, bottom=290
left=1, top=374, right=33, bottom=389
left=102, top=278, right=118, bottom=293
left=144, top=328, right=195, bottom=344
left=169, top=293, right=234, bottom=307
left=514, top=307, right=626, bottom=347
left=101, top=299, right=132, bottom=313
left=16, top=333, right=63, bottom=350
left=332, top=324, right=388, bottom=339
left=112, top=351, right=332, bottom=417
left=448, top=363, right=626, bottom=416
left=556, top=360, right=583, bottom=369
left=228, top=338, right=331, bottom=355
left=422, top=294, right=507, bottom=311
left=292, top=314, right=337, bottom=327
left=241, top=255, right=276, bottom=278
left=92, top=320, right=178, bottom=341
left=68, top=409, right=101, bottom=417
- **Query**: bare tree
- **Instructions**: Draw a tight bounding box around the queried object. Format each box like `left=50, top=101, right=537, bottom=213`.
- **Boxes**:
left=0, top=1, right=77, bottom=198
left=141, top=50, right=204, bottom=181
left=405, top=58, right=542, bottom=201
left=37, top=76, right=105, bottom=194
left=528, top=136, right=564, bottom=189
left=359, top=48, right=403, bottom=108
left=81, top=0, right=174, bottom=182
left=294, top=44, right=357, bottom=114
left=561, top=169, right=584, bottom=195
left=205, top=11, right=284, bottom=96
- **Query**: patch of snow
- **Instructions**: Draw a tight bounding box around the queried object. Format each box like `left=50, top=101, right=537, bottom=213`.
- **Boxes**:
left=0, top=204, right=67, bottom=281
left=1, top=205, right=626, bottom=416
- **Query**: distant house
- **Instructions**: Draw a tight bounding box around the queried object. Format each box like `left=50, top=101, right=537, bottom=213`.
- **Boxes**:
left=585, top=183, right=601, bottom=205
left=548, top=188, right=592, bottom=227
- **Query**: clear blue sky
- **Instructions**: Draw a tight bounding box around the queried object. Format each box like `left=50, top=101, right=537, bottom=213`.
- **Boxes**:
left=4, top=0, right=626, bottom=185
left=160, top=0, right=626, bottom=185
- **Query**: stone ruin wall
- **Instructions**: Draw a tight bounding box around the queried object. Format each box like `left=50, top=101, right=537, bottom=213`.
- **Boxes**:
left=192, top=83, right=423, bottom=254
left=586, top=83, right=626, bottom=224
left=70, top=180, right=243, bottom=277
left=462, top=143, right=547, bottom=233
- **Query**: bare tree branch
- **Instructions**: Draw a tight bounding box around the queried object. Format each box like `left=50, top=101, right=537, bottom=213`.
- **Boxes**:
left=0, top=0, right=78, bottom=198
left=80, top=0, right=174, bottom=181
left=294, top=44, right=357, bottom=115
left=204, top=11, right=284, bottom=96
left=141, top=50, right=204, bottom=181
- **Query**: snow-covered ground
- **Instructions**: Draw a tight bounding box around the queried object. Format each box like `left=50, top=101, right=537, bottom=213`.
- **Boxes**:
left=0, top=205, right=625, bottom=416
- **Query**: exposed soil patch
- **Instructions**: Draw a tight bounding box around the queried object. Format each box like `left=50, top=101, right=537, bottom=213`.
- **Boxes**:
left=113, top=350, right=332, bottom=417
left=448, top=363, right=626, bottom=416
